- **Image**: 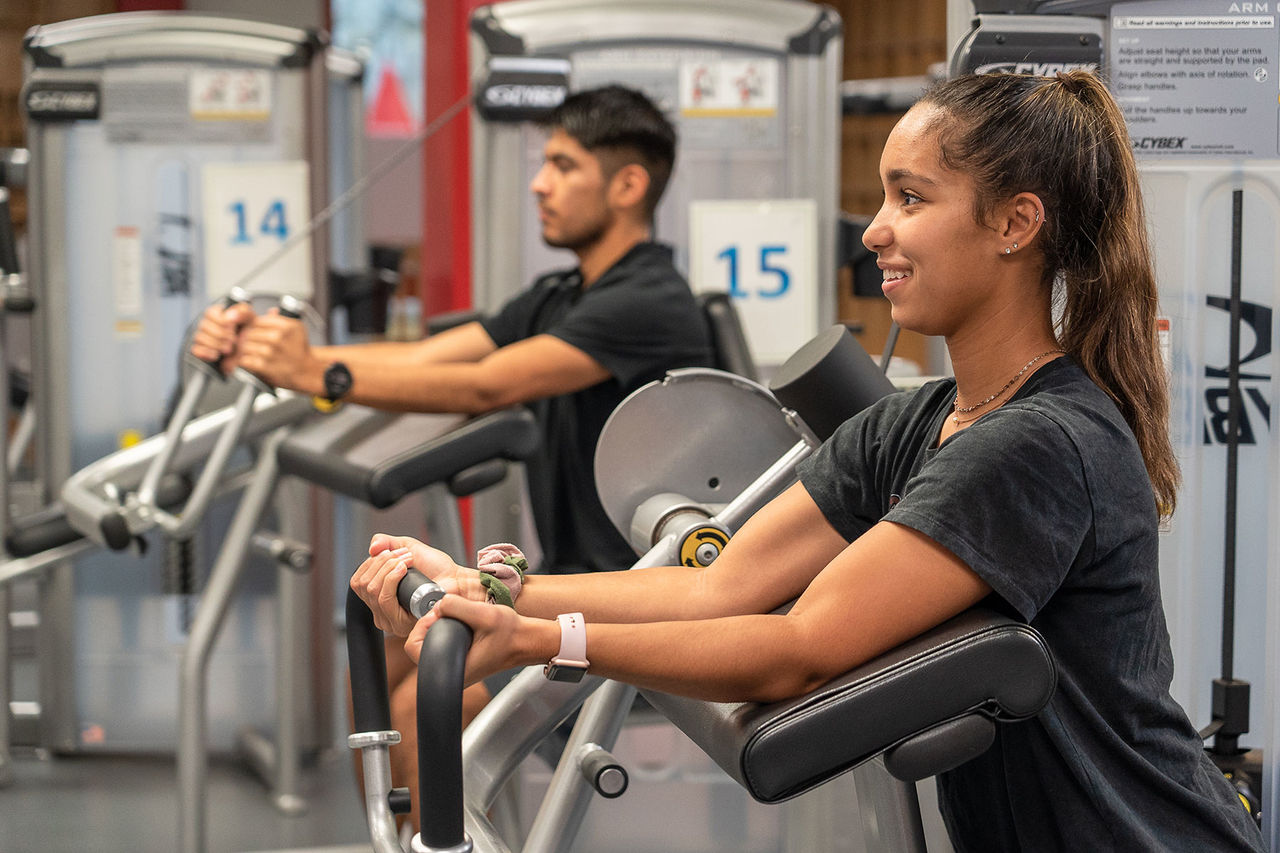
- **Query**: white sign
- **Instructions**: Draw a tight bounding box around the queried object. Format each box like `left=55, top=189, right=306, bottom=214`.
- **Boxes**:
left=679, top=58, right=779, bottom=116
left=689, top=199, right=818, bottom=365
left=189, top=68, right=271, bottom=120
left=112, top=226, right=143, bottom=338
left=201, top=161, right=312, bottom=300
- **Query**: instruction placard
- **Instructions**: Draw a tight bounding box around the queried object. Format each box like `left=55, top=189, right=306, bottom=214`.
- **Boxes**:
left=1111, top=0, right=1280, bottom=158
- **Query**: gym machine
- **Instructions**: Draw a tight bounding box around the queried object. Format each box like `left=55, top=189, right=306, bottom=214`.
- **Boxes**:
left=347, top=327, right=1058, bottom=853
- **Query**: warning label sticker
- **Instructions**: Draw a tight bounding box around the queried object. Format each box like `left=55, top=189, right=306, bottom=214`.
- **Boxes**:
left=1111, top=0, right=1279, bottom=159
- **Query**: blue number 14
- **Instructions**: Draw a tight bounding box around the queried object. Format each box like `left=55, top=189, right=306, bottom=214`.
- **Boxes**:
left=228, top=199, right=290, bottom=245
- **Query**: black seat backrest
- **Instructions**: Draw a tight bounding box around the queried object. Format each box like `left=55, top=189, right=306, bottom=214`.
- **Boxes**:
left=698, top=291, right=758, bottom=382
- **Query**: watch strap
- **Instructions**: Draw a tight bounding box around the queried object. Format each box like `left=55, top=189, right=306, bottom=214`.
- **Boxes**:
left=544, top=612, right=589, bottom=680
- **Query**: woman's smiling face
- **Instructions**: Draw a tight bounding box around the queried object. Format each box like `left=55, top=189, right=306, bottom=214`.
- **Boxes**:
left=862, top=105, right=1010, bottom=339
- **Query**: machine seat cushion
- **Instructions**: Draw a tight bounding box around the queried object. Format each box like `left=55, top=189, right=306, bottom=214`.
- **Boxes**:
left=640, top=607, right=1055, bottom=803
left=277, top=405, right=539, bottom=509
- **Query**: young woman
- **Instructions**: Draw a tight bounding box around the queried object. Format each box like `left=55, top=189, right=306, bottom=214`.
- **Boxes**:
left=352, top=72, right=1265, bottom=851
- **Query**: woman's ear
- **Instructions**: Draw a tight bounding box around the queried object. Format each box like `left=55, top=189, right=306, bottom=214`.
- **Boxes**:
left=998, top=192, right=1045, bottom=254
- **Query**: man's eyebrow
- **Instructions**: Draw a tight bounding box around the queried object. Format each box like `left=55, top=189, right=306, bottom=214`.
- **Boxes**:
left=885, top=168, right=936, bottom=186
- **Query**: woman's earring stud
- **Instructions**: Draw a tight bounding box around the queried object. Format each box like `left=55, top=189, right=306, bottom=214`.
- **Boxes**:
left=1012, top=242, right=1019, bottom=250
left=1004, top=247, right=1012, bottom=254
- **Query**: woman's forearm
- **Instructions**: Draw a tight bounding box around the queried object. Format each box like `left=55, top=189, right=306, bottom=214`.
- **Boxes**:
left=515, top=564, right=709, bottom=623
left=512, top=611, right=829, bottom=704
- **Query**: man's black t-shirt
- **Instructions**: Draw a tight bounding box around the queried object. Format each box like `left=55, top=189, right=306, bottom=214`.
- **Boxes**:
left=481, top=241, right=713, bottom=574
left=797, top=357, right=1263, bottom=852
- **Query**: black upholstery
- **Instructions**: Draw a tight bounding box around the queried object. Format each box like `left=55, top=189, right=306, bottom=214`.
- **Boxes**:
left=277, top=405, right=539, bottom=509
left=641, top=608, right=1055, bottom=803
left=698, top=292, right=758, bottom=382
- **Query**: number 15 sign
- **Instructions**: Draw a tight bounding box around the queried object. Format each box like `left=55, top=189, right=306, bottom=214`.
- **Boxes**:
left=689, top=198, right=817, bottom=366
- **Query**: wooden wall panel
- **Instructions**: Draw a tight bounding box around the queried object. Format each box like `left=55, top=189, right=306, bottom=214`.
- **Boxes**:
left=821, top=0, right=949, bottom=373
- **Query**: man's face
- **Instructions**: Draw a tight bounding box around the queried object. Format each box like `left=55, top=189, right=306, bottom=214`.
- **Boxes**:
left=530, top=128, right=614, bottom=252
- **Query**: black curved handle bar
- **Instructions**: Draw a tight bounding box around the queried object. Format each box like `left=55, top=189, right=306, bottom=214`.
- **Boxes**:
left=346, top=568, right=472, bottom=850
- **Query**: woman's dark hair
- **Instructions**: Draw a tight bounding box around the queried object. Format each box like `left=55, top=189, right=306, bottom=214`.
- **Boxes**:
left=546, top=84, right=677, bottom=219
left=920, top=71, right=1180, bottom=515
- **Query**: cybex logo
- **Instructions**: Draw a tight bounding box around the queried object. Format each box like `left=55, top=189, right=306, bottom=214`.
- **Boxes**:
left=25, top=85, right=100, bottom=121
left=482, top=84, right=566, bottom=110
left=1134, top=137, right=1187, bottom=150
left=975, top=61, right=1100, bottom=76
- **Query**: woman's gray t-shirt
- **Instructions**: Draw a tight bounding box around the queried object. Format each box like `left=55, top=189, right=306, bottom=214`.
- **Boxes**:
left=797, top=357, right=1262, bottom=852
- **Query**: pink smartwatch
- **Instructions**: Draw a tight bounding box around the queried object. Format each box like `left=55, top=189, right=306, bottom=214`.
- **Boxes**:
left=544, top=612, right=589, bottom=682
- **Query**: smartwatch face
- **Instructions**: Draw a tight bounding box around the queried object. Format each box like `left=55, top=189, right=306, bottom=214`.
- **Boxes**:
left=544, top=663, right=587, bottom=683
left=324, top=362, right=353, bottom=400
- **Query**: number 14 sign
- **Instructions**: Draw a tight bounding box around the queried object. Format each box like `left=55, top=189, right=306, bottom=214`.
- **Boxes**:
left=689, top=198, right=817, bottom=365
left=201, top=160, right=312, bottom=301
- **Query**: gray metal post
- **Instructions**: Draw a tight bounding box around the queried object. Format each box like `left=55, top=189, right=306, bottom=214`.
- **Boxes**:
left=178, top=427, right=287, bottom=853
left=851, top=758, right=928, bottom=853
left=0, top=583, right=9, bottom=787
left=522, top=679, right=637, bottom=853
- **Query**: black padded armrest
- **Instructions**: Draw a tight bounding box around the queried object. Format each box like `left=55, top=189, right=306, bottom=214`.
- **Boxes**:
left=277, top=405, right=539, bottom=509
left=641, top=608, right=1055, bottom=803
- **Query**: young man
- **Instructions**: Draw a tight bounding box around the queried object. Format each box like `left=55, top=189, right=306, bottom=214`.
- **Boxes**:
left=191, top=84, right=712, bottom=828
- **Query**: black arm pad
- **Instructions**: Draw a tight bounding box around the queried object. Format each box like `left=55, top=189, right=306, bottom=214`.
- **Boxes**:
left=277, top=405, right=539, bottom=508
left=640, top=607, right=1055, bottom=803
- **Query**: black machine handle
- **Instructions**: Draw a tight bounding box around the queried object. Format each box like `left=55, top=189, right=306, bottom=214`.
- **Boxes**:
left=416, top=616, right=473, bottom=850
left=347, top=568, right=472, bottom=851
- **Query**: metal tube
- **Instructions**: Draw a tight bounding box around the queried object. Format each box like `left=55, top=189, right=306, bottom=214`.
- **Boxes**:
left=352, top=734, right=407, bottom=853
left=714, top=439, right=815, bottom=532
left=851, top=756, right=928, bottom=853
left=151, top=382, right=260, bottom=539
left=178, top=428, right=286, bottom=853
left=522, top=679, right=637, bottom=853
left=7, top=405, right=36, bottom=476
left=135, top=373, right=208, bottom=507
left=0, top=584, right=10, bottom=787
left=1222, top=187, right=1244, bottom=683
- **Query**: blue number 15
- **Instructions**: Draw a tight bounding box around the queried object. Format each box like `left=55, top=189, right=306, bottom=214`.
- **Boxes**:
left=717, top=244, right=791, bottom=298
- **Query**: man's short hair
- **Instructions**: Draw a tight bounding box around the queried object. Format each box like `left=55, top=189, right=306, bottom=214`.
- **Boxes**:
left=547, top=84, right=677, bottom=219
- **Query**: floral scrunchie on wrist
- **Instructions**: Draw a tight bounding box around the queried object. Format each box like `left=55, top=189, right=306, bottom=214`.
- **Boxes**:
left=476, top=542, right=528, bottom=608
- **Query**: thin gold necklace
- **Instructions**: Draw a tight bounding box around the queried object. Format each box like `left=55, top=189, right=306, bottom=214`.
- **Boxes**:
left=952, top=350, right=1065, bottom=426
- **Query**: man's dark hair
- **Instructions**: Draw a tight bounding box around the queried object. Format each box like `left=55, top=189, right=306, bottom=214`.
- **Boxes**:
left=547, top=84, right=677, bottom=219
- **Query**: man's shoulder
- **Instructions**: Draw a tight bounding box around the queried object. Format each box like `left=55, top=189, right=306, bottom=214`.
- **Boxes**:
left=598, top=241, right=686, bottom=289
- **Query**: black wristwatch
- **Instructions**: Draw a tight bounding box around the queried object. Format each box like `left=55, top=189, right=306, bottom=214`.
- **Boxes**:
left=322, top=361, right=353, bottom=402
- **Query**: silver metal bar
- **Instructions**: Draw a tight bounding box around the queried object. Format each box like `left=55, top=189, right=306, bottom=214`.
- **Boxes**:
left=135, top=372, right=208, bottom=507
left=851, top=757, right=928, bottom=853
left=178, top=428, right=286, bottom=853
left=6, top=405, right=35, bottom=477
left=59, top=392, right=312, bottom=548
left=464, top=669, right=604, bottom=813
left=424, top=483, right=468, bottom=563
left=147, top=382, right=260, bottom=539
left=0, top=583, right=10, bottom=787
left=522, top=679, right=637, bottom=853
left=712, top=439, right=815, bottom=532
left=0, top=539, right=96, bottom=587
left=351, top=731, right=408, bottom=853
left=272, top=493, right=311, bottom=815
